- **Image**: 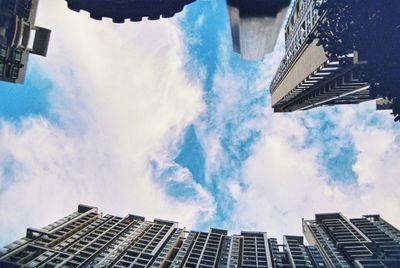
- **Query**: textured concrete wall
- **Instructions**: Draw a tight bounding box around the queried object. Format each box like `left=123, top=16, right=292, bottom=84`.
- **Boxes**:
left=228, top=5, right=289, bottom=61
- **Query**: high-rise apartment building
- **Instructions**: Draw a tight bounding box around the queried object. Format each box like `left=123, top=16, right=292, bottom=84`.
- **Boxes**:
left=283, top=236, right=327, bottom=268
left=227, top=0, right=290, bottom=61
left=0, top=205, right=314, bottom=268
left=303, top=213, right=400, bottom=268
left=1, top=206, right=399, bottom=267
left=65, top=0, right=197, bottom=23
left=0, top=205, right=186, bottom=267
left=0, top=0, right=51, bottom=84
left=269, top=0, right=375, bottom=112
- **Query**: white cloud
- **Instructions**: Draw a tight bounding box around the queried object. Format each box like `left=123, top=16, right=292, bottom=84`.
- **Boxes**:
left=195, top=14, right=206, bottom=29
left=231, top=104, right=400, bottom=239
left=210, top=19, right=400, bottom=239
left=1, top=0, right=399, bottom=249
left=178, top=5, right=400, bottom=241
left=0, top=0, right=214, bottom=246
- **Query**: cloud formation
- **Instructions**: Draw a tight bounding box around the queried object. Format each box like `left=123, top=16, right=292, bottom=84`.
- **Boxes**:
left=231, top=104, right=400, bottom=238
left=0, top=0, right=215, bottom=245
left=176, top=2, right=400, bottom=238
left=1, top=0, right=399, bottom=248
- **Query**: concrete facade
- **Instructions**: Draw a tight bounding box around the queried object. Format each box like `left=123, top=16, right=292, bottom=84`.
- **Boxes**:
left=227, top=1, right=290, bottom=61
left=283, top=236, right=327, bottom=268
left=0, top=0, right=50, bottom=84
left=1, top=206, right=399, bottom=267
left=303, top=213, right=400, bottom=268
left=0, top=205, right=318, bottom=268
left=269, top=0, right=374, bottom=112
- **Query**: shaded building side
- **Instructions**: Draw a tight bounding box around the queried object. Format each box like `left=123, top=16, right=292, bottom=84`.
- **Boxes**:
left=65, top=0, right=196, bottom=23
left=227, top=0, right=290, bottom=60
left=269, top=0, right=374, bottom=112
left=0, top=0, right=50, bottom=84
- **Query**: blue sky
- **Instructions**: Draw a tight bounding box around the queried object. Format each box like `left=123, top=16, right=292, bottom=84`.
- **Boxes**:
left=1, top=0, right=400, bottom=247
left=0, top=62, right=54, bottom=122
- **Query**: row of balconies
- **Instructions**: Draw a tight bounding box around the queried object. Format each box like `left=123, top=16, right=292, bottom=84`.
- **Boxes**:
left=308, top=224, right=351, bottom=267
left=3, top=213, right=107, bottom=266
left=270, top=0, right=322, bottom=92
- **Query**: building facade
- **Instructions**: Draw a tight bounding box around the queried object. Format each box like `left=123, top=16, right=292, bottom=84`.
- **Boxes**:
left=227, top=0, right=290, bottom=61
left=65, top=0, right=196, bottom=23
left=269, top=0, right=374, bottom=112
left=1, top=206, right=399, bottom=267
left=0, top=205, right=186, bottom=267
left=303, top=213, right=400, bottom=268
left=0, top=0, right=51, bottom=84
left=283, top=236, right=327, bottom=268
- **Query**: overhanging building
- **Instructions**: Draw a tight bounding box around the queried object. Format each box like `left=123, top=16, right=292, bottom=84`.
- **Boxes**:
left=0, top=0, right=51, bottom=84
left=1, top=206, right=399, bottom=267
left=65, top=0, right=197, bottom=22
left=227, top=0, right=290, bottom=61
left=64, top=0, right=290, bottom=61
left=269, top=0, right=375, bottom=112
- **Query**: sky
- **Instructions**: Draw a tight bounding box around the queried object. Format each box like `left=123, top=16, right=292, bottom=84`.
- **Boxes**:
left=0, top=0, right=399, bottom=247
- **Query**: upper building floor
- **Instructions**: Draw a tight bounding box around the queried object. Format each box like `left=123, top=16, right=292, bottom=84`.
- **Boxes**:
left=0, top=0, right=50, bottom=84
left=269, top=0, right=376, bottom=113
left=303, top=213, right=400, bottom=268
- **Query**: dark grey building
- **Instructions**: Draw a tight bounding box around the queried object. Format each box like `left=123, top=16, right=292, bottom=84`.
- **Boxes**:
left=65, top=0, right=196, bottom=23
left=227, top=0, right=290, bottom=61
left=269, top=0, right=375, bottom=112
left=1, top=206, right=399, bottom=267
left=303, top=213, right=400, bottom=268
left=0, top=0, right=50, bottom=84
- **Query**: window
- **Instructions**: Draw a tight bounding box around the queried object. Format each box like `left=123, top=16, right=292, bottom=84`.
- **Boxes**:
left=0, top=47, right=7, bottom=57
left=11, top=65, right=20, bottom=79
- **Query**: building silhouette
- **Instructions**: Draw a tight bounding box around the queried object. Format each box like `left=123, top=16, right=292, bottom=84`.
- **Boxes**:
left=1, top=205, right=399, bottom=267
left=64, top=0, right=290, bottom=61
left=0, top=0, right=51, bottom=84
left=65, top=0, right=196, bottom=23
left=269, top=0, right=376, bottom=112
left=227, top=0, right=290, bottom=61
